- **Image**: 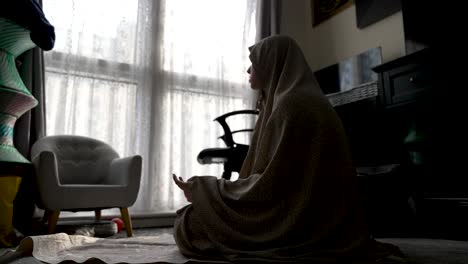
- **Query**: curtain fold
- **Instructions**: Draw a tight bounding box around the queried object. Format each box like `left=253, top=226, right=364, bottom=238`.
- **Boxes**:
left=41, top=0, right=259, bottom=215
left=256, top=0, right=282, bottom=40
left=15, top=47, right=46, bottom=156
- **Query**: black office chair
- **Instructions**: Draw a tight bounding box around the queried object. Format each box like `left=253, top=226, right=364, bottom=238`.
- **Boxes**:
left=197, top=109, right=259, bottom=180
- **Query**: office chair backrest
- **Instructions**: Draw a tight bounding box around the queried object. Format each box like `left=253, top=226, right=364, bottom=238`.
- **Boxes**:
left=197, top=109, right=259, bottom=179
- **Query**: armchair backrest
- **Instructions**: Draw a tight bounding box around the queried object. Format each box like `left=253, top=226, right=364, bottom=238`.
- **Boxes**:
left=31, top=135, right=119, bottom=184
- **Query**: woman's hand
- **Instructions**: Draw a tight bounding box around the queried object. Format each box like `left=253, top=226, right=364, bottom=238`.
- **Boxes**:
left=172, top=174, right=193, bottom=203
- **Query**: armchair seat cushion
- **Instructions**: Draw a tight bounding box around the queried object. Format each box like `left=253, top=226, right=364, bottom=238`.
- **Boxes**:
left=46, top=184, right=135, bottom=211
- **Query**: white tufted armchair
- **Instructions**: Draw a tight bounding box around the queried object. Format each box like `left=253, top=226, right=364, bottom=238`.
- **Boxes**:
left=30, top=135, right=142, bottom=236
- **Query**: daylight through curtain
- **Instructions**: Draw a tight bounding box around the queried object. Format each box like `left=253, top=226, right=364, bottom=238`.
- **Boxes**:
left=42, top=0, right=258, bottom=215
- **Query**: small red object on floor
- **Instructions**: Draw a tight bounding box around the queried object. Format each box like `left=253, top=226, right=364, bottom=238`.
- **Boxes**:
left=111, top=218, right=124, bottom=232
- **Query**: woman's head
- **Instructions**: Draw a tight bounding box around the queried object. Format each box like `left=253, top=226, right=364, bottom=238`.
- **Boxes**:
left=247, top=35, right=317, bottom=110
left=248, top=35, right=291, bottom=81
left=247, top=65, right=261, bottom=90
left=246, top=36, right=292, bottom=91
left=240, top=36, right=332, bottom=180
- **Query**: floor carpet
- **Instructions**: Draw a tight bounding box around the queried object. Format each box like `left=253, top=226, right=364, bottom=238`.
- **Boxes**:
left=1, top=227, right=468, bottom=263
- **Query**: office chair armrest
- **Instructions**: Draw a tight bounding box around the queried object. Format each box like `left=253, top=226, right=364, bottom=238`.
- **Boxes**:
left=214, top=109, right=259, bottom=122
left=107, top=156, right=142, bottom=188
left=214, top=109, right=259, bottom=146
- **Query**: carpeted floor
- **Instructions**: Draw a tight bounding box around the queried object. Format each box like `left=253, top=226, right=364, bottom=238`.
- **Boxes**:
left=0, top=227, right=174, bottom=264
left=2, top=227, right=468, bottom=264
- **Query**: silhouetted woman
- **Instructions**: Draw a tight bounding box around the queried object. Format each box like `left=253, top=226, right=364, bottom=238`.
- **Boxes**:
left=173, top=35, right=400, bottom=263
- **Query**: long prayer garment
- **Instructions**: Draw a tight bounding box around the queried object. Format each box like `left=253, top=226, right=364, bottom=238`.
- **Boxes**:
left=174, top=35, right=400, bottom=263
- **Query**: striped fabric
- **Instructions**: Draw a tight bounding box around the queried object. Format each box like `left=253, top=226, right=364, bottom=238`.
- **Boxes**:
left=0, top=18, right=35, bottom=55
left=0, top=145, right=30, bottom=163
left=0, top=17, right=36, bottom=95
left=0, top=124, right=14, bottom=138
left=0, top=17, right=38, bottom=164
left=0, top=89, right=38, bottom=117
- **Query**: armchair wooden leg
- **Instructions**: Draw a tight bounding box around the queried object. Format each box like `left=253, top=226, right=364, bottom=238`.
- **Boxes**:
left=119, top=207, right=133, bottom=237
left=95, top=210, right=101, bottom=221
left=42, top=210, right=50, bottom=224
left=48, top=210, right=60, bottom=234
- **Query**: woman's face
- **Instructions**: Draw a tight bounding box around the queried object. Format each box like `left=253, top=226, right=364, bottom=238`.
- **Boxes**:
left=247, top=65, right=261, bottom=90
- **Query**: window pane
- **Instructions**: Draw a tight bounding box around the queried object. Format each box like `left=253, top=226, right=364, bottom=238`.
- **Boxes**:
left=161, top=0, right=257, bottom=83
left=43, top=0, right=138, bottom=64
left=160, top=88, right=252, bottom=178
left=45, top=72, right=137, bottom=156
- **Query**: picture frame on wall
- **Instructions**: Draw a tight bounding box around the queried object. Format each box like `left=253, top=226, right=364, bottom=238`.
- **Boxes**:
left=355, top=0, right=401, bottom=29
left=312, top=0, right=354, bottom=27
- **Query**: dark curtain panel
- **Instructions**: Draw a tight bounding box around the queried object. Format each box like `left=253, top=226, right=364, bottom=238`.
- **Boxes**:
left=14, top=47, right=46, bottom=158
left=256, top=0, right=282, bottom=40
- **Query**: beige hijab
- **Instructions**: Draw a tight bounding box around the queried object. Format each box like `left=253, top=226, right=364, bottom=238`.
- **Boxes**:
left=174, top=35, right=399, bottom=263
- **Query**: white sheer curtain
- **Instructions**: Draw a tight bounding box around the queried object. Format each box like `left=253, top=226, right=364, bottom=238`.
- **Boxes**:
left=42, top=0, right=258, bottom=215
